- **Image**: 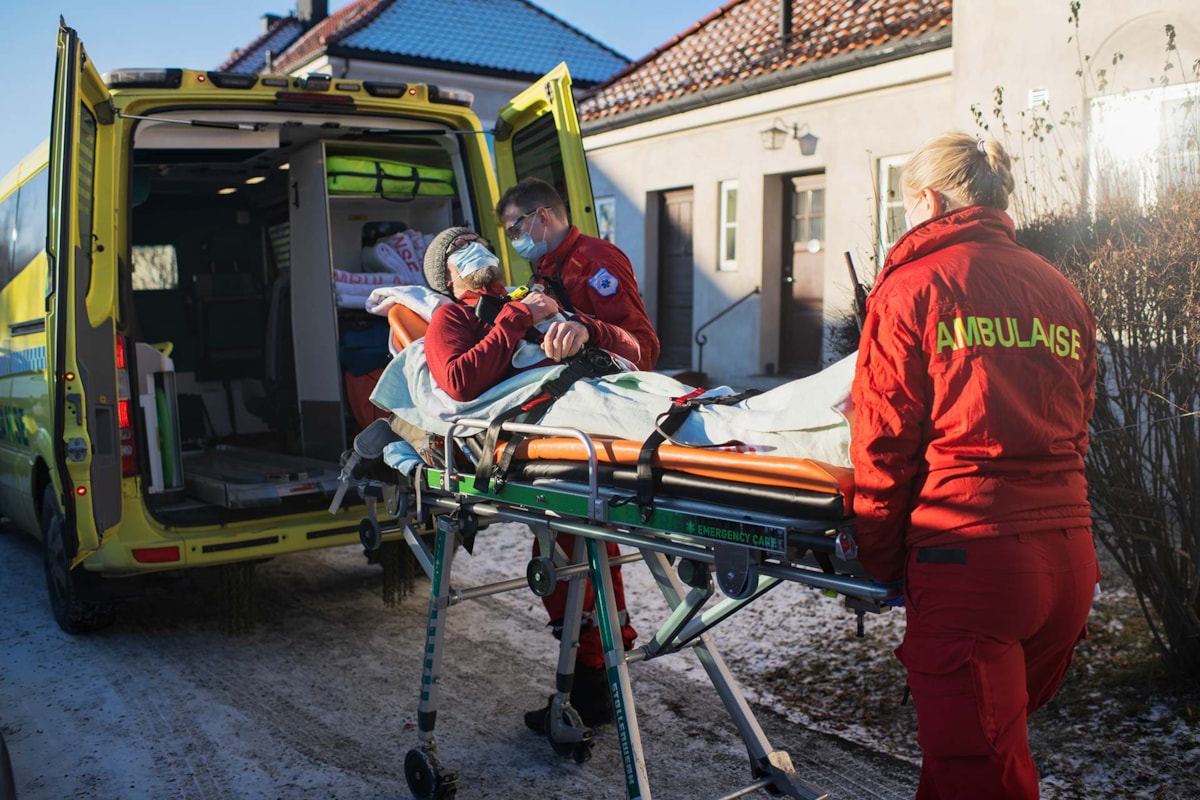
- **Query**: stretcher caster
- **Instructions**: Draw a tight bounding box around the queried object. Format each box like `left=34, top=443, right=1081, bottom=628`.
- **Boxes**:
left=359, top=516, right=382, bottom=552
left=539, top=698, right=594, bottom=764
left=526, top=556, right=557, bottom=596
left=551, top=733, right=594, bottom=764
left=404, top=747, right=457, bottom=800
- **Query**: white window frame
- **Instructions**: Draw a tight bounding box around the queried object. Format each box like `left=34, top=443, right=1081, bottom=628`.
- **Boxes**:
left=1089, top=81, right=1200, bottom=210
left=718, top=180, right=738, bottom=271
left=877, top=154, right=909, bottom=264
left=595, top=195, right=616, bottom=243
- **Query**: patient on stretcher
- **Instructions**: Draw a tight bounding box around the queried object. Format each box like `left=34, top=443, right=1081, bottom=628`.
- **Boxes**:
left=366, top=278, right=856, bottom=473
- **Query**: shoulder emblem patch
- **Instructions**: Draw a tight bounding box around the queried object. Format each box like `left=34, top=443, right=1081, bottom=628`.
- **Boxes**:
left=588, top=267, right=619, bottom=297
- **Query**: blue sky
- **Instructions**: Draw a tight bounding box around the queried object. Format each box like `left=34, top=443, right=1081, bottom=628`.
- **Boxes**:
left=0, top=0, right=715, bottom=170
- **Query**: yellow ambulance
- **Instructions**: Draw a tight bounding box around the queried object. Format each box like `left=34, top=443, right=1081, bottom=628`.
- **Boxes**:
left=0, top=22, right=597, bottom=632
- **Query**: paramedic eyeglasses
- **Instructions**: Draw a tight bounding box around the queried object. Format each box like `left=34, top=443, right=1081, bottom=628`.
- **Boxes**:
left=504, top=207, right=547, bottom=240
left=444, top=232, right=491, bottom=258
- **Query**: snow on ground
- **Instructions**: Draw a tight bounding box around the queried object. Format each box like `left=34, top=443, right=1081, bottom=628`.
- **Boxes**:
left=456, top=522, right=1200, bottom=799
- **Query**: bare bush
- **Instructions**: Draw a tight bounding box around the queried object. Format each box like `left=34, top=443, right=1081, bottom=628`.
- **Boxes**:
left=1018, top=195, right=1200, bottom=675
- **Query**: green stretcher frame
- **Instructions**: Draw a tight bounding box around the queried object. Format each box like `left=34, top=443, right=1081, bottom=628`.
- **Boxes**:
left=386, top=419, right=889, bottom=800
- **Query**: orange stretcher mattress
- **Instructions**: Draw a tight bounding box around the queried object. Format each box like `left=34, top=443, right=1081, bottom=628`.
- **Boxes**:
left=508, top=436, right=855, bottom=504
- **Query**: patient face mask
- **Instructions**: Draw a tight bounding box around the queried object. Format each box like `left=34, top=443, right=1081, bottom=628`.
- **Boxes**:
left=449, top=241, right=499, bottom=279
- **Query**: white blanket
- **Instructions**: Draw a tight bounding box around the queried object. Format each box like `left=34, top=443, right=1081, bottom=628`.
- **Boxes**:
left=370, top=346, right=855, bottom=467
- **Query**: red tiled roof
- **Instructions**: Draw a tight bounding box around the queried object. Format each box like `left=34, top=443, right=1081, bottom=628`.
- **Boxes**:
left=578, top=0, right=953, bottom=123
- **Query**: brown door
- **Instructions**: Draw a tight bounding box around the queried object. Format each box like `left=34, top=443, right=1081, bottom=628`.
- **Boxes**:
left=656, top=188, right=694, bottom=370
left=779, top=174, right=825, bottom=374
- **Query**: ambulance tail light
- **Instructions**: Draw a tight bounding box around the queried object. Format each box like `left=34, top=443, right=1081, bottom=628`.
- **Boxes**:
left=116, top=337, right=139, bottom=477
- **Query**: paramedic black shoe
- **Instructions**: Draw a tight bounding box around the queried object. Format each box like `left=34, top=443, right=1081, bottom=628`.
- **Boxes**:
left=523, top=695, right=555, bottom=734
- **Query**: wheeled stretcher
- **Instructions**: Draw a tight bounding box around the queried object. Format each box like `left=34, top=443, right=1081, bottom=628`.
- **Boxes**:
left=343, top=303, right=890, bottom=800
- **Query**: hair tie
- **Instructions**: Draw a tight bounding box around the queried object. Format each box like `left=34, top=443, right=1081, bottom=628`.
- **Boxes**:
left=977, top=139, right=988, bottom=156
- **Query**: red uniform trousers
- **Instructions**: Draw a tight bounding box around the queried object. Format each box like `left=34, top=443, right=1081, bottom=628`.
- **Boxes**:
left=897, top=527, right=1097, bottom=799
left=533, top=533, right=637, bottom=670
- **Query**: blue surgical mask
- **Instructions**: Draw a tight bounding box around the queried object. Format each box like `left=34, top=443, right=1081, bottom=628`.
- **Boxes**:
left=512, top=217, right=549, bottom=262
left=449, top=241, right=499, bottom=278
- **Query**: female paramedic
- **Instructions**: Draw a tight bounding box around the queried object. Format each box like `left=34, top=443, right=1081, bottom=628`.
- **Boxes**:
left=849, top=132, right=1099, bottom=799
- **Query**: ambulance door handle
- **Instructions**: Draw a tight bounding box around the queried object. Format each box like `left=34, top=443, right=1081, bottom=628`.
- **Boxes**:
left=66, top=392, right=83, bottom=426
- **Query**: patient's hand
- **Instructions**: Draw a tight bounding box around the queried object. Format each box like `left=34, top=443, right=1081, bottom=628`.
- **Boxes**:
left=519, top=291, right=560, bottom=324
left=542, top=320, right=589, bottom=361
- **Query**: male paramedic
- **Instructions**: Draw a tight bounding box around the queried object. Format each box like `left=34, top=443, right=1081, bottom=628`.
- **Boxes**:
left=849, top=132, right=1099, bottom=799
left=496, top=178, right=661, bottom=730
left=421, top=226, right=641, bottom=399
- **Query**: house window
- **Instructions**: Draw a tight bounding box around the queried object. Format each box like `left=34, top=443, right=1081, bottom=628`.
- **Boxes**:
left=596, top=196, right=615, bottom=243
left=1090, top=82, right=1200, bottom=208
left=718, top=180, right=737, bottom=270
left=877, top=154, right=909, bottom=263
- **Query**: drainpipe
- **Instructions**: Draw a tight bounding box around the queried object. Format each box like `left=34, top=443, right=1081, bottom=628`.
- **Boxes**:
left=780, top=0, right=792, bottom=49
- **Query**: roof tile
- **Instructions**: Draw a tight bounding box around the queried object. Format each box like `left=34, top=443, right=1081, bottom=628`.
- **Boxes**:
left=578, top=0, right=953, bottom=122
left=224, top=0, right=629, bottom=86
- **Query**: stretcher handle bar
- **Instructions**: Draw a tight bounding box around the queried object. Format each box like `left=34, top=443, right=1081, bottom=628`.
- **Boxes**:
left=435, top=497, right=887, bottom=601
left=444, top=419, right=600, bottom=519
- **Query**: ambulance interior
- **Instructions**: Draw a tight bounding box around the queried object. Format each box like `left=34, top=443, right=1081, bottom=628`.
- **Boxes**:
left=126, top=110, right=471, bottom=523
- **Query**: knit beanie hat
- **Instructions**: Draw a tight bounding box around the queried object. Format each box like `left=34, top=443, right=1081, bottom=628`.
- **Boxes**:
left=423, top=226, right=473, bottom=295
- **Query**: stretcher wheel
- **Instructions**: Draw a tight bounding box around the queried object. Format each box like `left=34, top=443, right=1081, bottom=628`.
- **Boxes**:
left=404, top=748, right=457, bottom=800
left=559, top=738, right=593, bottom=764
left=526, top=557, right=557, bottom=597
left=359, top=517, right=383, bottom=552
left=545, top=707, right=594, bottom=764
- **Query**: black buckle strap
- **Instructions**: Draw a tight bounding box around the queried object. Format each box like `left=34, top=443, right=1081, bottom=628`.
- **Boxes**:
left=634, top=388, right=763, bottom=521
left=471, top=347, right=622, bottom=494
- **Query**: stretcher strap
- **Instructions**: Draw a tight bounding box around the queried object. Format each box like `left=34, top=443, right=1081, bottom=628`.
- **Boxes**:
left=472, top=348, right=622, bottom=493
left=635, top=389, right=761, bottom=521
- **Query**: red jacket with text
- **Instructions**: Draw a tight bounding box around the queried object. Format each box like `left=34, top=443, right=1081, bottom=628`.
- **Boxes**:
left=425, top=283, right=641, bottom=401
left=849, top=205, right=1097, bottom=583
left=533, top=226, right=660, bottom=371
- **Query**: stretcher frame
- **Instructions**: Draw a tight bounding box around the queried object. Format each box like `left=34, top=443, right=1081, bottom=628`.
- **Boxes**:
left=362, top=415, right=889, bottom=800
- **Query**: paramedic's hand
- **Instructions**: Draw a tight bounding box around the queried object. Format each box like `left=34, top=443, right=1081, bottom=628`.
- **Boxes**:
left=872, top=580, right=905, bottom=608
left=518, top=290, right=560, bottom=324
left=541, top=320, right=590, bottom=361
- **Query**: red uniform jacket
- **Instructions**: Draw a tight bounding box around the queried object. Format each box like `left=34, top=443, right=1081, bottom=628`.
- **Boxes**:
left=849, top=206, right=1097, bottom=583
left=534, top=226, right=660, bottom=371
left=425, top=282, right=641, bottom=401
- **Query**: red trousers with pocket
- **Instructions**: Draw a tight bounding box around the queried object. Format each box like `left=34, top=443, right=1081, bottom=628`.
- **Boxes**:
left=533, top=533, right=637, bottom=671
left=897, top=527, right=1097, bottom=799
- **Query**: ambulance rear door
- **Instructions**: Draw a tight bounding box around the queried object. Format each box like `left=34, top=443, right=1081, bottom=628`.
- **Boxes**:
left=46, top=22, right=122, bottom=554
left=494, top=63, right=597, bottom=282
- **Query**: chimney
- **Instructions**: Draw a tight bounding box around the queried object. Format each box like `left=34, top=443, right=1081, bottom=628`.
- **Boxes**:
left=297, top=0, right=329, bottom=25
left=262, top=13, right=282, bottom=33
left=780, top=0, right=792, bottom=48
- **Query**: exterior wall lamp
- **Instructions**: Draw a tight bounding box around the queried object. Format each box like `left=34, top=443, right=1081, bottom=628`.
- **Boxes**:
left=759, top=118, right=819, bottom=156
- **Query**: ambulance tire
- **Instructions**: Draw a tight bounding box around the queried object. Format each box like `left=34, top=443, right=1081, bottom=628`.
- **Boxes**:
left=0, top=729, right=15, bottom=800
left=41, top=485, right=116, bottom=635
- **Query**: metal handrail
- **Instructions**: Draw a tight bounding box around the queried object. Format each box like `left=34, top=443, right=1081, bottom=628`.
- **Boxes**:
left=693, top=286, right=761, bottom=375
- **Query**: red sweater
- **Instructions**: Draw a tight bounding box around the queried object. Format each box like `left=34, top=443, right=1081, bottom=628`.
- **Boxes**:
left=849, top=206, right=1097, bottom=582
left=424, top=283, right=642, bottom=401
left=534, top=226, right=659, bottom=371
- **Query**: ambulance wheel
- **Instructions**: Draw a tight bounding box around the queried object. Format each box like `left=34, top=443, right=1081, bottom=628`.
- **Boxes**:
left=41, top=485, right=115, bottom=634
left=404, top=748, right=457, bottom=800
left=0, top=729, right=15, bottom=800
